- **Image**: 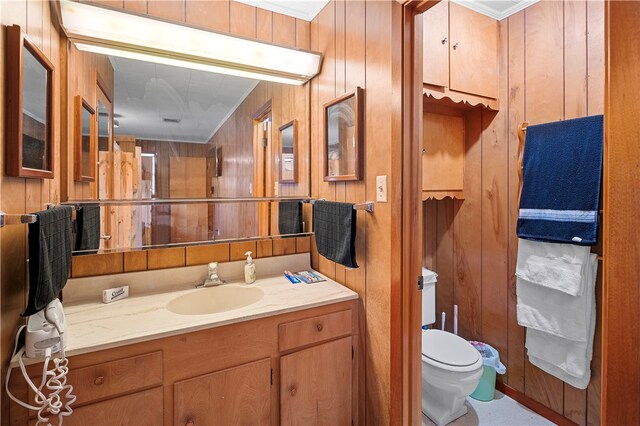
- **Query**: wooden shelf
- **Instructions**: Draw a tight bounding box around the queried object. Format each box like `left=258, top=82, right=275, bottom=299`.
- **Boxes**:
left=422, top=190, right=465, bottom=201
left=424, top=85, right=499, bottom=111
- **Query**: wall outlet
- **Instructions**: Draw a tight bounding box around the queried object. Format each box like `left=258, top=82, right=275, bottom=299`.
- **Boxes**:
left=376, top=175, right=387, bottom=202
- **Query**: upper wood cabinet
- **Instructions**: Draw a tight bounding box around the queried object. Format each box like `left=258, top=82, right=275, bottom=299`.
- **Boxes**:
left=423, top=1, right=498, bottom=100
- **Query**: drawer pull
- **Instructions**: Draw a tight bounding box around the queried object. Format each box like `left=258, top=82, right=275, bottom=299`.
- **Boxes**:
left=316, top=323, right=324, bottom=332
left=290, top=385, right=297, bottom=397
left=185, top=419, right=195, bottom=426
left=94, top=376, right=105, bottom=386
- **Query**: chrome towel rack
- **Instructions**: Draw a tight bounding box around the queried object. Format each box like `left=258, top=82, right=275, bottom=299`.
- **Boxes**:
left=305, top=199, right=375, bottom=213
left=0, top=212, right=37, bottom=228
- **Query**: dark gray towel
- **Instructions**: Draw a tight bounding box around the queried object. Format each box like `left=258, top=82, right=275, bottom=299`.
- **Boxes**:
left=75, top=205, right=101, bottom=253
left=313, top=201, right=358, bottom=268
left=23, top=206, right=73, bottom=316
left=278, top=201, right=303, bottom=235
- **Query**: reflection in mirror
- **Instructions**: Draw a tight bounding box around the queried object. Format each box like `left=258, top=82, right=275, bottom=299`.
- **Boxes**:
left=69, top=50, right=311, bottom=253
left=324, top=88, right=363, bottom=181
left=23, top=46, right=50, bottom=171
left=74, top=96, right=96, bottom=181
left=279, top=120, right=297, bottom=183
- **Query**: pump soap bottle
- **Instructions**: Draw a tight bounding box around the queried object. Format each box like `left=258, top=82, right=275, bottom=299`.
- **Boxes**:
left=244, top=251, right=256, bottom=284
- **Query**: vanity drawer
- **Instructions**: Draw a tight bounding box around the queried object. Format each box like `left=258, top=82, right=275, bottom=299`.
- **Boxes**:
left=30, top=351, right=163, bottom=406
left=279, top=309, right=352, bottom=351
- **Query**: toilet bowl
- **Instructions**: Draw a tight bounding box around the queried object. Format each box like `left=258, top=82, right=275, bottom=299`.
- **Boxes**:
left=421, top=329, right=483, bottom=426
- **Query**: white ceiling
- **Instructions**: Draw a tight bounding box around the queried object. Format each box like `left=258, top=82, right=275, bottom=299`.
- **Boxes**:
left=452, top=0, right=539, bottom=20
left=236, top=0, right=538, bottom=22
left=234, top=0, right=329, bottom=22
left=111, top=57, right=258, bottom=144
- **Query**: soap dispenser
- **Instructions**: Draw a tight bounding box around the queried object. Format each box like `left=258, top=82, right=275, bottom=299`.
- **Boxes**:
left=244, top=251, right=256, bottom=284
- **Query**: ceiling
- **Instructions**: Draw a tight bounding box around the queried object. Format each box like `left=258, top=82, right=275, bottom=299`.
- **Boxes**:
left=235, top=0, right=538, bottom=22
left=452, top=0, right=540, bottom=20
left=111, top=57, right=258, bottom=144
left=234, top=0, right=329, bottom=21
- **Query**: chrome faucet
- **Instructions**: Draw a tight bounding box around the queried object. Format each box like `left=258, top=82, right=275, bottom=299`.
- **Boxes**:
left=195, top=262, right=225, bottom=288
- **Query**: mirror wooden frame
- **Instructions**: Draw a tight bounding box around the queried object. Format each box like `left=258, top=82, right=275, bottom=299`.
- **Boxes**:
left=5, top=25, right=55, bottom=179
left=323, top=87, right=364, bottom=182
left=74, top=96, right=97, bottom=182
left=278, top=119, right=297, bottom=183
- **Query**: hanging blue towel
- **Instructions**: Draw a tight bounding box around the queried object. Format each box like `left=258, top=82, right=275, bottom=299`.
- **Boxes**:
left=517, top=115, right=603, bottom=245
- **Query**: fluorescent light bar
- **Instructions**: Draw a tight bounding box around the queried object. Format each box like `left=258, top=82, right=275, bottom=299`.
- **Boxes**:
left=59, top=0, right=322, bottom=85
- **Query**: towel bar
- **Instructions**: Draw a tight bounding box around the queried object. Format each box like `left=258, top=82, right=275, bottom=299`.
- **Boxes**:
left=305, top=199, right=374, bottom=213
left=0, top=212, right=37, bottom=227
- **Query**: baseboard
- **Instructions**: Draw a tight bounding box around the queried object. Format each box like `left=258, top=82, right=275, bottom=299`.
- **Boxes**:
left=495, top=382, right=577, bottom=426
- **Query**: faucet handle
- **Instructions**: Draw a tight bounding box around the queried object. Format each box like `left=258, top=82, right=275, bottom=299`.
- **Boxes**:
left=208, top=262, right=218, bottom=274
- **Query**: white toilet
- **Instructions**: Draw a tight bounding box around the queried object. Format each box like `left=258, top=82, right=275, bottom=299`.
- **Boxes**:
left=421, top=269, right=483, bottom=426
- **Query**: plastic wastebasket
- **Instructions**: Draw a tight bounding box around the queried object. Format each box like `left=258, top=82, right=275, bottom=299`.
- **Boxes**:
left=469, top=341, right=506, bottom=401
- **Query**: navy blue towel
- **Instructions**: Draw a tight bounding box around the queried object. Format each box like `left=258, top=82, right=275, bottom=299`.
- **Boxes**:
left=24, top=206, right=73, bottom=316
left=517, top=115, right=603, bottom=245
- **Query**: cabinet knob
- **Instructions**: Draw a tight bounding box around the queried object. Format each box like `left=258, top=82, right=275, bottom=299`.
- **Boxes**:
left=441, top=37, right=447, bottom=45
left=453, top=43, right=459, bottom=50
left=290, top=385, right=297, bottom=396
left=185, top=420, right=195, bottom=426
left=316, top=323, right=324, bottom=332
left=94, top=376, right=105, bottom=386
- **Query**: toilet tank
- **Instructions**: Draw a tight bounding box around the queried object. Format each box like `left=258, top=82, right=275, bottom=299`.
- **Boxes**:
left=422, top=268, right=438, bottom=326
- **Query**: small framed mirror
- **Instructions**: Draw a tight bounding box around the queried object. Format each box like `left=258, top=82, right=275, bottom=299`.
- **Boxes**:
left=323, top=87, right=363, bottom=181
left=74, top=96, right=96, bottom=182
left=6, top=25, right=55, bottom=178
left=279, top=120, right=297, bottom=183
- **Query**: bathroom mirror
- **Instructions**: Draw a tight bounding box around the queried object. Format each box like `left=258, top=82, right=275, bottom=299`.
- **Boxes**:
left=324, top=87, right=364, bottom=182
left=66, top=47, right=311, bottom=254
left=279, top=120, right=297, bottom=183
left=5, top=25, right=54, bottom=178
left=74, top=96, right=96, bottom=182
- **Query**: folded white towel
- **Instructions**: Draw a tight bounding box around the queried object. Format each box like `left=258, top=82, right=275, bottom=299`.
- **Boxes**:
left=516, top=238, right=591, bottom=296
left=524, top=254, right=597, bottom=389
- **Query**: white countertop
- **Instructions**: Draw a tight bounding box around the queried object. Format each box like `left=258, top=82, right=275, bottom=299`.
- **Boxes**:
left=12, top=259, right=358, bottom=367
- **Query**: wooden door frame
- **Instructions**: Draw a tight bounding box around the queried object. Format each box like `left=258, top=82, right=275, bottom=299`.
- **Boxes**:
left=395, top=1, right=440, bottom=425
left=602, top=1, right=640, bottom=423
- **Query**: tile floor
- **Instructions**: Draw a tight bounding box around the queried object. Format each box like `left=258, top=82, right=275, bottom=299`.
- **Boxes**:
left=421, top=391, right=556, bottom=426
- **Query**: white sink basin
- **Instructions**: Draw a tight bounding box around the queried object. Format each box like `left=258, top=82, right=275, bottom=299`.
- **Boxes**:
left=166, top=285, right=264, bottom=315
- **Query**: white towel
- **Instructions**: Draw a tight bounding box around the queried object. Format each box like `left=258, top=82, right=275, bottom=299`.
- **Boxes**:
left=524, top=254, right=598, bottom=389
left=516, top=238, right=591, bottom=296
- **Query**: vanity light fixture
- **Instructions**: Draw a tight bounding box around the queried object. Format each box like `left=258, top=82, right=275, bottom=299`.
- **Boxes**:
left=57, top=0, right=322, bottom=85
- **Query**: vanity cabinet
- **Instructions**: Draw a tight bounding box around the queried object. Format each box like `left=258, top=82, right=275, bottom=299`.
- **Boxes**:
left=9, top=300, right=359, bottom=426
left=423, top=1, right=498, bottom=100
left=280, top=337, right=352, bottom=426
left=174, top=359, right=272, bottom=426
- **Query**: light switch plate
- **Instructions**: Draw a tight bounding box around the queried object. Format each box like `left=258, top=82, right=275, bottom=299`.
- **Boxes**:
left=376, top=175, right=387, bottom=202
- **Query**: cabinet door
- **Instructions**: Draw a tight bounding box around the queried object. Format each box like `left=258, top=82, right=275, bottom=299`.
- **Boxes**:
left=422, top=0, right=450, bottom=87
left=174, top=358, right=271, bottom=426
left=280, top=337, right=352, bottom=426
left=53, top=387, right=163, bottom=426
left=449, top=2, right=498, bottom=99
left=422, top=112, right=464, bottom=195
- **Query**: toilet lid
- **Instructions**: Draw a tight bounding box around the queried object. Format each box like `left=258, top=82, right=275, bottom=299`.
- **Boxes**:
left=422, top=330, right=481, bottom=367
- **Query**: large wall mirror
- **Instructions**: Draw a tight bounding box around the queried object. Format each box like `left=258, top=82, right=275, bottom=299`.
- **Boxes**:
left=67, top=44, right=312, bottom=254
left=6, top=25, right=54, bottom=178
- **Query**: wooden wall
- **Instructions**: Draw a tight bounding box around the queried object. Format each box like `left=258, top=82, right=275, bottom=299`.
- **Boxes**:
left=208, top=80, right=310, bottom=239
left=309, top=1, right=403, bottom=424
left=0, top=0, right=404, bottom=424
left=0, top=0, right=63, bottom=421
left=423, top=1, right=604, bottom=424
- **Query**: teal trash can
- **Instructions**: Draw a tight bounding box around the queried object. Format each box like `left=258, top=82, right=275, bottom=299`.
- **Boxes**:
left=469, top=341, right=506, bottom=401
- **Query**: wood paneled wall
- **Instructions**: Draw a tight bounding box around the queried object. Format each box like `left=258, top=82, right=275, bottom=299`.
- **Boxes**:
left=0, top=0, right=63, bottom=421
left=309, top=1, right=403, bottom=424
left=208, top=80, right=310, bottom=240
left=423, top=1, right=604, bottom=424
left=63, top=44, right=114, bottom=201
